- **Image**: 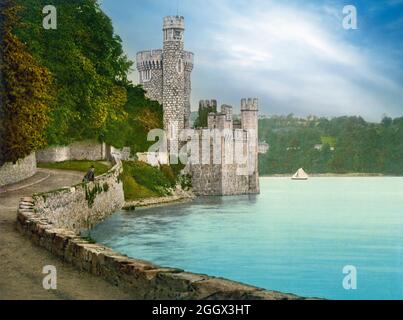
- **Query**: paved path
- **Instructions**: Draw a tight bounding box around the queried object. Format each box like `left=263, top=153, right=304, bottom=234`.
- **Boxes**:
left=0, top=169, right=132, bottom=300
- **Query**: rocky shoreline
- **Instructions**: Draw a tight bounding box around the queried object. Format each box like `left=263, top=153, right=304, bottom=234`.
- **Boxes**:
left=123, top=187, right=196, bottom=210
left=17, top=194, right=304, bottom=300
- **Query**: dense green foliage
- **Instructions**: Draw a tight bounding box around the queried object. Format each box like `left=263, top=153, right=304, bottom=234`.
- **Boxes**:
left=259, top=115, right=403, bottom=175
left=15, top=0, right=131, bottom=145
left=14, top=0, right=162, bottom=150
left=103, top=86, right=163, bottom=154
left=0, top=0, right=52, bottom=165
left=121, top=161, right=174, bottom=200
left=38, top=160, right=110, bottom=175
left=193, top=103, right=216, bottom=128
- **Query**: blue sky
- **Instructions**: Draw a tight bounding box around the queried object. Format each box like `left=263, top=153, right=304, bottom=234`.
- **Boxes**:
left=100, top=0, right=403, bottom=121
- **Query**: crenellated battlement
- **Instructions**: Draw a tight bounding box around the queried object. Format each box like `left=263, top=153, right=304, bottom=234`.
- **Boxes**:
left=136, top=50, right=163, bottom=71
left=137, top=16, right=193, bottom=128
left=163, top=16, right=185, bottom=30
left=202, top=99, right=258, bottom=132
left=241, top=98, right=259, bottom=111
left=137, top=16, right=259, bottom=197
left=199, top=99, right=217, bottom=110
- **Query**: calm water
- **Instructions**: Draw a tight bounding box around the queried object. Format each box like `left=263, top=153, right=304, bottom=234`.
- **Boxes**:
left=91, top=177, right=403, bottom=300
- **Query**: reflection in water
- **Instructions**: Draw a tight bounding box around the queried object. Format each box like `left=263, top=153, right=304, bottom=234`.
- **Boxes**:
left=92, top=177, right=403, bottom=300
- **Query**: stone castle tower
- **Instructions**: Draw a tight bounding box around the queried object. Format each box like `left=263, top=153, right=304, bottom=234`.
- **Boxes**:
left=137, top=16, right=260, bottom=196
left=189, top=98, right=260, bottom=195
left=136, top=16, right=194, bottom=132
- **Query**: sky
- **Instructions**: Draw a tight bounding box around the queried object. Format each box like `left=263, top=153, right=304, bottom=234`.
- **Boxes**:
left=100, top=0, right=403, bottom=121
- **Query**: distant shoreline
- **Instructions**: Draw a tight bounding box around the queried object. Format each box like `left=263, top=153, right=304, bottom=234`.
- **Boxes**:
left=261, top=173, right=402, bottom=177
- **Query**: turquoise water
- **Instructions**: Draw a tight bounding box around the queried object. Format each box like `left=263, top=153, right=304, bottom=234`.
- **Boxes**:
left=91, top=177, right=403, bottom=300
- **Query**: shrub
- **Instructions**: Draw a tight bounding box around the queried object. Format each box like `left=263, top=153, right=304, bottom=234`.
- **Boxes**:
left=160, top=164, right=176, bottom=188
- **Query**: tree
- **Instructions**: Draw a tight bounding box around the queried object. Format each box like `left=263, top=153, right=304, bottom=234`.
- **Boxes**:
left=103, top=85, right=163, bottom=154
left=258, top=114, right=403, bottom=175
left=0, top=0, right=52, bottom=165
left=15, top=0, right=133, bottom=145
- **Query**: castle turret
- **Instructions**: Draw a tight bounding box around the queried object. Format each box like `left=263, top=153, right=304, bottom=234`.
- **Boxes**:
left=241, top=98, right=259, bottom=193
left=163, top=16, right=186, bottom=137
left=136, top=50, right=163, bottom=103
left=241, top=98, right=258, bottom=131
left=137, top=16, right=194, bottom=148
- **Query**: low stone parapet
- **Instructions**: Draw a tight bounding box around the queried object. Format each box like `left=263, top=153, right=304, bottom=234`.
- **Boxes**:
left=32, top=157, right=124, bottom=233
left=16, top=197, right=303, bottom=300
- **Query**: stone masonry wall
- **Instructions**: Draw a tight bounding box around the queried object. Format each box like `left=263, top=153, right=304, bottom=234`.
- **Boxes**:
left=36, top=140, right=107, bottom=163
left=136, top=50, right=163, bottom=103
left=190, top=99, right=260, bottom=196
left=0, top=153, right=37, bottom=187
left=32, top=157, right=124, bottom=233
left=163, top=40, right=185, bottom=132
left=16, top=197, right=303, bottom=300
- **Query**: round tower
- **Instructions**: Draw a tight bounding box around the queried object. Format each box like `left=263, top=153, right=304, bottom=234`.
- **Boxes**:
left=162, top=16, right=186, bottom=136
left=136, top=50, right=163, bottom=103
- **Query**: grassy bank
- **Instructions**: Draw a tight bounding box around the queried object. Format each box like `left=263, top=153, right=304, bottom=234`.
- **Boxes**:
left=120, top=161, right=187, bottom=201
left=38, top=159, right=190, bottom=201
left=38, top=160, right=111, bottom=176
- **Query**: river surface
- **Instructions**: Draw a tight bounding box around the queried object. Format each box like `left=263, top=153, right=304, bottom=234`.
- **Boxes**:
left=91, top=177, right=403, bottom=299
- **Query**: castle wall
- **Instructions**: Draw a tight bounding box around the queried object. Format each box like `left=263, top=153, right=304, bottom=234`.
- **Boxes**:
left=142, top=68, right=163, bottom=103
left=189, top=100, right=260, bottom=196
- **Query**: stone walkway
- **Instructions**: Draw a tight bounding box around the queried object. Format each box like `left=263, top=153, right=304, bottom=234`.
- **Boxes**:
left=0, top=168, right=132, bottom=300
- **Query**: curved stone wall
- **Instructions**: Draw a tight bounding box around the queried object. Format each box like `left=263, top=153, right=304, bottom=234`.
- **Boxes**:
left=32, top=157, right=124, bottom=233
left=0, top=153, right=37, bottom=187
left=16, top=202, right=302, bottom=299
left=15, top=157, right=303, bottom=300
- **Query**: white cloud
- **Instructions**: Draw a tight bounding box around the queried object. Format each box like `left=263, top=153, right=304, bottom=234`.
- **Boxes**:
left=188, top=0, right=403, bottom=120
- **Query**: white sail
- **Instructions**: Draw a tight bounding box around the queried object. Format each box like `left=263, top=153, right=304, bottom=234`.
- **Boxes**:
left=292, top=168, right=308, bottom=180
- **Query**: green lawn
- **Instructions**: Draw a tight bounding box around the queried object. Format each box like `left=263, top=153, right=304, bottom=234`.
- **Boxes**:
left=121, top=161, right=176, bottom=201
left=38, top=160, right=111, bottom=176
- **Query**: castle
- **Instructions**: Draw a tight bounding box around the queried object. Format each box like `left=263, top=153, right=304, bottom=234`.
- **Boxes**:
left=137, top=16, right=259, bottom=195
left=136, top=16, right=193, bottom=131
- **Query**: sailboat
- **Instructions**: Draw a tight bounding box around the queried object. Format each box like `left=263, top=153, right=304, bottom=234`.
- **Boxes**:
left=292, top=168, right=308, bottom=180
